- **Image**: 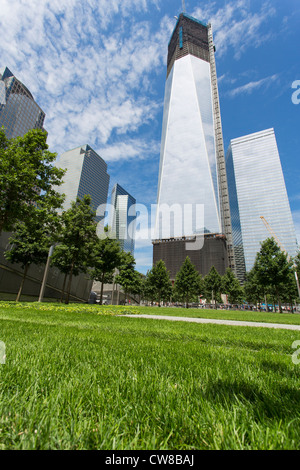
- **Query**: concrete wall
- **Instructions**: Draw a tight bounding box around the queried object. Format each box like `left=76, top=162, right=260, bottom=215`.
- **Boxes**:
left=0, top=232, right=93, bottom=302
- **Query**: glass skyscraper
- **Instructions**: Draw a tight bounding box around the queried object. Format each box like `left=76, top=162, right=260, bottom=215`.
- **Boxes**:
left=0, top=67, right=46, bottom=138
left=111, top=184, right=136, bottom=255
left=153, top=12, right=234, bottom=277
left=56, top=145, right=110, bottom=228
left=226, top=128, right=298, bottom=282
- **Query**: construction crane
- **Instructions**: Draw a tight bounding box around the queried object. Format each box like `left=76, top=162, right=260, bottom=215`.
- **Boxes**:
left=260, top=216, right=300, bottom=299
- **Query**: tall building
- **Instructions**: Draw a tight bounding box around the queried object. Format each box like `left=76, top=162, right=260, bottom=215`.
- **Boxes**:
left=111, top=184, right=136, bottom=255
left=56, top=145, right=110, bottom=228
left=0, top=67, right=46, bottom=138
left=153, top=12, right=234, bottom=278
left=226, top=128, right=298, bottom=282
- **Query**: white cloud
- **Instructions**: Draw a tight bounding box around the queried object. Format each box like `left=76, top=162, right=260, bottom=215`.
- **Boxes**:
left=192, top=0, right=276, bottom=59
left=100, top=138, right=160, bottom=162
left=0, top=0, right=173, bottom=157
left=227, top=74, right=279, bottom=97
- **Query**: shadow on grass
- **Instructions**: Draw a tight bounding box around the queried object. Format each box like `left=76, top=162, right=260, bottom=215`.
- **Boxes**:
left=203, top=378, right=300, bottom=421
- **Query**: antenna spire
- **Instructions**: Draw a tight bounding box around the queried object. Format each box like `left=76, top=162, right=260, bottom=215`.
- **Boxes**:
left=182, top=0, right=186, bottom=12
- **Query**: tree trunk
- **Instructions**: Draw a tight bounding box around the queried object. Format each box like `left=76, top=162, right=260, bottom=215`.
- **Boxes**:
left=99, top=272, right=105, bottom=305
left=16, top=264, right=29, bottom=302
left=276, top=287, right=282, bottom=313
left=111, top=278, right=115, bottom=305
left=60, top=273, right=68, bottom=303
left=116, top=283, right=120, bottom=305
left=65, top=261, right=75, bottom=305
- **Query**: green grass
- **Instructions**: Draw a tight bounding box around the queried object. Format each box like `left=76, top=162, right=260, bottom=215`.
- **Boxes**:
left=0, top=302, right=300, bottom=450
left=124, top=305, right=300, bottom=325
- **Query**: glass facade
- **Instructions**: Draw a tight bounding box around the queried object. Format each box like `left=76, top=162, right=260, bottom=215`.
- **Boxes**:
left=56, top=145, right=110, bottom=227
left=155, top=14, right=221, bottom=240
left=226, top=128, right=298, bottom=281
left=0, top=67, right=45, bottom=138
left=111, top=184, right=136, bottom=255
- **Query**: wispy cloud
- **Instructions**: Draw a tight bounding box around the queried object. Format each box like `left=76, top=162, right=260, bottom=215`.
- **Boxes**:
left=227, top=74, right=280, bottom=97
left=0, top=0, right=173, bottom=158
left=192, top=0, right=276, bottom=59
left=100, top=138, right=160, bottom=162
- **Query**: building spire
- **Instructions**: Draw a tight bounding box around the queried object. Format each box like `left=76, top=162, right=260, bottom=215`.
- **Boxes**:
left=182, top=0, right=186, bottom=13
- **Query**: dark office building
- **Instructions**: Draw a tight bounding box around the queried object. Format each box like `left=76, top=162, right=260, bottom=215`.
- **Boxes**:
left=153, top=234, right=228, bottom=281
left=0, top=67, right=46, bottom=138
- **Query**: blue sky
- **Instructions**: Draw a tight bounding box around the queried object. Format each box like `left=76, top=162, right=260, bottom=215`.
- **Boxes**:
left=0, top=0, right=299, bottom=274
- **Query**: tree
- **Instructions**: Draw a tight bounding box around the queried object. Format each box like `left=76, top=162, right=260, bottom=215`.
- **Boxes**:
left=221, top=268, right=244, bottom=305
left=280, top=270, right=299, bottom=313
left=294, top=252, right=300, bottom=300
left=115, top=252, right=141, bottom=304
left=51, top=195, right=97, bottom=304
left=88, top=228, right=122, bottom=305
left=147, top=260, right=172, bottom=306
left=4, top=200, right=62, bottom=301
left=295, top=251, right=300, bottom=278
left=252, top=237, right=294, bottom=313
left=203, top=266, right=222, bottom=309
left=50, top=244, right=80, bottom=303
left=0, top=128, right=65, bottom=236
left=244, top=268, right=265, bottom=309
left=174, top=257, right=202, bottom=308
left=142, top=270, right=157, bottom=305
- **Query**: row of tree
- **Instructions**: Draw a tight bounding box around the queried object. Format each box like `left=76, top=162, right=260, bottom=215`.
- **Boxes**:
left=141, top=238, right=300, bottom=311
left=142, top=258, right=241, bottom=309
left=4, top=192, right=143, bottom=304
left=0, top=128, right=139, bottom=303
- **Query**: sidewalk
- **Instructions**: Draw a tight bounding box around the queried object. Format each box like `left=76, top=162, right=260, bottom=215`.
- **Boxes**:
left=123, top=314, right=300, bottom=331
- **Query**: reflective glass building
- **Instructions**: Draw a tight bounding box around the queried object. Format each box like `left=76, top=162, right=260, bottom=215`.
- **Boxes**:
left=111, top=184, right=136, bottom=255
left=154, top=13, right=234, bottom=276
left=56, top=145, right=110, bottom=228
left=0, top=67, right=45, bottom=138
left=226, top=128, right=298, bottom=282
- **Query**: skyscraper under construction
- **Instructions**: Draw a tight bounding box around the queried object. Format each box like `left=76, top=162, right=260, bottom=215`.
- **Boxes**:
left=153, top=12, right=234, bottom=279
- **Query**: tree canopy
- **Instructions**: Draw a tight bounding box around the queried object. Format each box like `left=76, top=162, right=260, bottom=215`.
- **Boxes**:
left=203, top=266, right=222, bottom=309
left=174, top=256, right=202, bottom=308
left=115, top=251, right=142, bottom=304
left=147, top=260, right=172, bottom=306
left=252, top=238, right=294, bottom=312
left=89, top=227, right=122, bottom=305
left=0, top=128, right=65, bottom=235
left=51, top=195, right=97, bottom=304
left=221, top=268, right=244, bottom=305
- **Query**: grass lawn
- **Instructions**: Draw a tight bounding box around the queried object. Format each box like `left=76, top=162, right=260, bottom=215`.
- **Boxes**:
left=127, top=305, right=300, bottom=326
left=0, top=302, right=300, bottom=450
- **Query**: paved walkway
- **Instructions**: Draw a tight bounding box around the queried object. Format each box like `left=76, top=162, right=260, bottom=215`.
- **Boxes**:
left=123, top=314, right=300, bottom=331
